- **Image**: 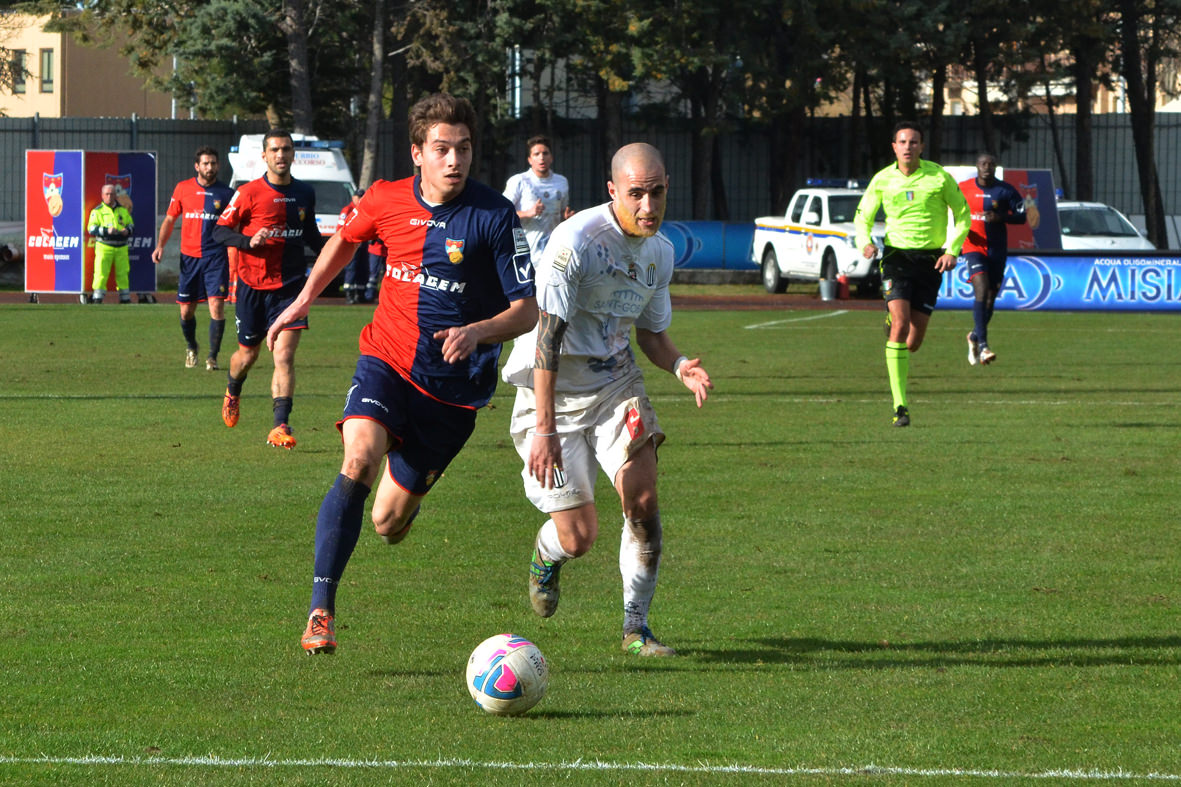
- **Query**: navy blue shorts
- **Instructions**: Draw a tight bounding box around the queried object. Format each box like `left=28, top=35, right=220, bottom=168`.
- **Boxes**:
left=177, top=252, right=229, bottom=303
left=961, top=251, right=1006, bottom=288
left=339, top=354, right=478, bottom=496
left=880, top=247, right=944, bottom=315
left=234, top=278, right=307, bottom=347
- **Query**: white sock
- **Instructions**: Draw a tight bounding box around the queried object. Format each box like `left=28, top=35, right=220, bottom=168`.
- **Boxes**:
left=535, top=519, right=573, bottom=565
left=619, top=513, right=661, bottom=633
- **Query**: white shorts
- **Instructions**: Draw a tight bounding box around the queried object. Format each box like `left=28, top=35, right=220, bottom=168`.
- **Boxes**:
left=509, top=373, right=665, bottom=514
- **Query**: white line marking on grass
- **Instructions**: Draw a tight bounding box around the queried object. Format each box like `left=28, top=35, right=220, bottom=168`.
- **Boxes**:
left=746, top=310, right=849, bottom=329
left=1, top=755, right=1178, bottom=781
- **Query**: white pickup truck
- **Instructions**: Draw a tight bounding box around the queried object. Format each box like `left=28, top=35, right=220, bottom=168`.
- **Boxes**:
left=752, top=186, right=884, bottom=294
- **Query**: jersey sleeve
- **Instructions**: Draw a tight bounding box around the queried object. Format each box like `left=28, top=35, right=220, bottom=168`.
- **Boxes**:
left=854, top=176, right=884, bottom=250
left=1003, top=183, right=1027, bottom=224
left=502, top=174, right=522, bottom=209
left=943, top=170, right=971, bottom=255
left=217, top=188, right=248, bottom=229
left=165, top=182, right=184, bottom=219
left=301, top=188, right=324, bottom=254
left=339, top=185, right=390, bottom=245
left=535, top=228, right=580, bottom=321
left=493, top=210, right=535, bottom=302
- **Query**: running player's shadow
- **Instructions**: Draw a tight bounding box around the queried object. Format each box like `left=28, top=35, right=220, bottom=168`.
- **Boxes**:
left=690, top=635, right=1181, bottom=669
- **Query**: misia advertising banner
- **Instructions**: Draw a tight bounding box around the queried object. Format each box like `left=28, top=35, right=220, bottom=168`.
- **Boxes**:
left=25, top=150, right=157, bottom=294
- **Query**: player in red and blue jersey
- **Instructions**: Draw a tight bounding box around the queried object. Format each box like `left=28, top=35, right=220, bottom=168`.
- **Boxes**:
left=153, top=146, right=235, bottom=371
left=958, top=152, right=1026, bottom=366
left=266, top=94, right=537, bottom=656
left=212, top=129, right=325, bottom=449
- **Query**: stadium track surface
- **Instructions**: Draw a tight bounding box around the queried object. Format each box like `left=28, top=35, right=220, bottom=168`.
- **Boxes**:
left=1, top=290, right=884, bottom=311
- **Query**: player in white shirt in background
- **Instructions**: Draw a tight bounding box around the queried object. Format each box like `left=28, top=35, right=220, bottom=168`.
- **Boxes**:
left=502, top=142, right=713, bottom=657
left=503, top=135, right=575, bottom=264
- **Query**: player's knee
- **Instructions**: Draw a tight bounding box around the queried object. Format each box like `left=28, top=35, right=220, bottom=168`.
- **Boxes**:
left=373, top=503, right=418, bottom=544
left=623, top=488, right=659, bottom=523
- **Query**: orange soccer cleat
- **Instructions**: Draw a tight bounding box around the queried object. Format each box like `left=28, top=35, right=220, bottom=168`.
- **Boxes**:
left=267, top=423, right=297, bottom=449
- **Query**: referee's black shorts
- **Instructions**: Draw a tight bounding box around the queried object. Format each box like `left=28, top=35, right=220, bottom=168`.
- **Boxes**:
left=880, top=246, right=945, bottom=315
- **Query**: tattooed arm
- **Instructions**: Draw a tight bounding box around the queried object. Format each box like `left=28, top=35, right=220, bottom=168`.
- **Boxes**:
left=529, top=309, right=569, bottom=488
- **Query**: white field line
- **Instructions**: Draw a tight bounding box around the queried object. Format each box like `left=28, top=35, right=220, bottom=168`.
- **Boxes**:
left=745, top=310, right=849, bottom=329
left=0, top=755, right=1178, bottom=781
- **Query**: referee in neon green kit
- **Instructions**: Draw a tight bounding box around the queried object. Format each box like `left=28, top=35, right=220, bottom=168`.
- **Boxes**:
left=854, top=121, right=970, bottom=427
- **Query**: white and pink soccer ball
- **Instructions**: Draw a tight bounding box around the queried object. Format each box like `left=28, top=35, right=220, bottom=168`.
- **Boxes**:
left=465, top=633, right=548, bottom=716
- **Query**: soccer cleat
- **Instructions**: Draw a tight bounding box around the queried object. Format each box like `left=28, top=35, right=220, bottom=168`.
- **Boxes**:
left=622, top=626, right=676, bottom=657
left=222, top=390, right=240, bottom=428
left=206, top=357, right=219, bottom=371
left=267, top=423, right=297, bottom=449
left=967, top=332, right=980, bottom=366
left=301, top=608, right=336, bottom=655
left=979, top=346, right=997, bottom=365
left=892, top=405, right=910, bottom=427
left=185, top=348, right=198, bottom=368
left=528, top=547, right=562, bottom=618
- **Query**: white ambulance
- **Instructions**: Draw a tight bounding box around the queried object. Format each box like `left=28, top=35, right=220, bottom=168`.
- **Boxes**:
left=227, top=133, right=357, bottom=239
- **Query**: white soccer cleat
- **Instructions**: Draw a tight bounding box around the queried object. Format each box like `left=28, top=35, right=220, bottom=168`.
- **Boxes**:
left=979, top=346, right=997, bottom=365
left=967, top=332, right=980, bottom=366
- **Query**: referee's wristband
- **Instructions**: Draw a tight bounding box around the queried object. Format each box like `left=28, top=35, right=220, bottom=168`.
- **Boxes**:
left=672, top=355, right=689, bottom=382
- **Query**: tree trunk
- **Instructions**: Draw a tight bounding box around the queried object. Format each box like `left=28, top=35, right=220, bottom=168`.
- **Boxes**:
left=596, top=79, right=623, bottom=180
left=280, top=0, right=315, bottom=134
left=358, top=0, right=385, bottom=189
left=973, top=41, right=996, bottom=153
left=1118, top=0, right=1166, bottom=247
left=928, top=62, right=946, bottom=162
left=710, top=133, right=729, bottom=221
left=1042, top=68, right=1071, bottom=199
left=1073, top=45, right=1095, bottom=201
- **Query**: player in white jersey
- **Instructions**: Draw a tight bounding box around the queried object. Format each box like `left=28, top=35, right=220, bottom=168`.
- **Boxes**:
left=502, top=142, right=713, bottom=657
left=503, top=135, right=574, bottom=264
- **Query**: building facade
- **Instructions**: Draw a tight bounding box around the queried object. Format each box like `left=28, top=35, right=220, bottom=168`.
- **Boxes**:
left=1, top=13, right=172, bottom=118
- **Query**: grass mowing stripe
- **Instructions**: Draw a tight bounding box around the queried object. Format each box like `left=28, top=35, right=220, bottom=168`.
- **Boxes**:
left=2, top=755, right=1180, bottom=781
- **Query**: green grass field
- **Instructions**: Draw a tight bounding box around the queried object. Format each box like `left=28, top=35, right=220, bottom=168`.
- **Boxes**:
left=1, top=298, right=1178, bottom=785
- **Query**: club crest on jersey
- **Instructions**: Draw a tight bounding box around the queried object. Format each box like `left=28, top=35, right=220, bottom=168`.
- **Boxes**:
left=298, top=207, right=307, bottom=223
left=445, top=238, right=465, bottom=264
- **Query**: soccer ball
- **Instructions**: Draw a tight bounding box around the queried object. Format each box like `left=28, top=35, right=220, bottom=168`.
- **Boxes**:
left=465, top=633, right=548, bottom=716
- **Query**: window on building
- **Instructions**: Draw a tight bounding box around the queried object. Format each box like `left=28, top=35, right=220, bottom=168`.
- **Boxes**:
left=39, top=48, right=53, bottom=93
left=12, top=50, right=27, bottom=94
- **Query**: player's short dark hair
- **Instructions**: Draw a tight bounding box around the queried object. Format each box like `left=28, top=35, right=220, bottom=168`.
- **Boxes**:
left=263, top=128, right=294, bottom=148
left=408, top=93, right=478, bottom=150
left=194, top=146, right=219, bottom=163
left=526, top=135, right=552, bottom=153
left=892, top=121, right=923, bottom=142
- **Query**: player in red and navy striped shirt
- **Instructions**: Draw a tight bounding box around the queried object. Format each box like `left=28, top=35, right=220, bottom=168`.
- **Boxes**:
left=958, top=152, right=1026, bottom=366
left=212, top=130, right=325, bottom=449
left=152, top=147, right=235, bottom=371
left=267, top=94, right=537, bottom=655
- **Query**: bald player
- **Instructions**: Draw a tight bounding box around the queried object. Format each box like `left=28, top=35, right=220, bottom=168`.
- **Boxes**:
left=502, top=142, right=714, bottom=657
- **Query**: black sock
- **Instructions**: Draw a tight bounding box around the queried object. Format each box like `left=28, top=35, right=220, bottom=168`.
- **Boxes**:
left=181, top=317, right=198, bottom=350
left=208, top=319, right=225, bottom=359
left=273, top=396, right=293, bottom=427
left=226, top=374, right=244, bottom=397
